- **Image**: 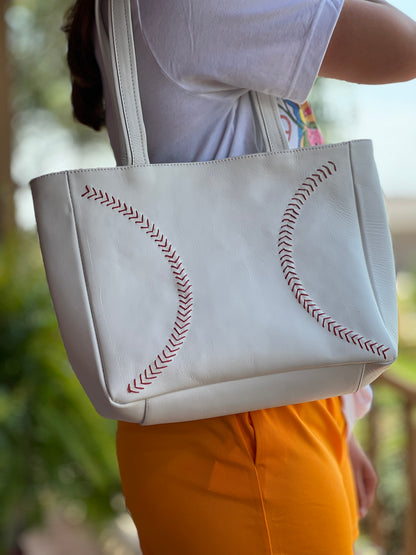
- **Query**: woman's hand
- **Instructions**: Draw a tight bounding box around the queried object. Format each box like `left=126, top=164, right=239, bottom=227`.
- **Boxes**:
left=320, top=0, right=416, bottom=84
left=348, top=434, right=378, bottom=519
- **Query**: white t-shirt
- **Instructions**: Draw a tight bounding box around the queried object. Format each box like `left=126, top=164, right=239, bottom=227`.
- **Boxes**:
left=98, top=0, right=372, bottom=430
left=102, top=0, right=342, bottom=163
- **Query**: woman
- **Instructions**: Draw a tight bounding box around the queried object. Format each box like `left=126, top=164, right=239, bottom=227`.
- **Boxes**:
left=64, top=1, right=416, bottom=553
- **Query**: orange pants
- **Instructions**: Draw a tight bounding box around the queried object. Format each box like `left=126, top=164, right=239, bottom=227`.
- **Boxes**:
left=117, top=397, right=358, bottom=555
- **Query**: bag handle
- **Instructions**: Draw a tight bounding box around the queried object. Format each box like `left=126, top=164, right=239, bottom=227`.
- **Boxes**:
left=251, top=92, right=290, bottom=152
left=95, top=0, right=149, bottom=165
left=95, top=0, right=289, bottom=166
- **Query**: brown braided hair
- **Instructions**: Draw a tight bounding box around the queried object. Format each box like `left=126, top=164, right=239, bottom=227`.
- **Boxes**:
left=62, top=0, right=105, bottom=131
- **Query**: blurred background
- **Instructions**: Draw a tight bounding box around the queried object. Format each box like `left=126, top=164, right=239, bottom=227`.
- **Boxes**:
left=1, top=0, right=416, bottom=554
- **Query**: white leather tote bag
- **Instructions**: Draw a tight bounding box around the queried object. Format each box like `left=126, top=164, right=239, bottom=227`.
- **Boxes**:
left=30, top=0, right=398, bottom=425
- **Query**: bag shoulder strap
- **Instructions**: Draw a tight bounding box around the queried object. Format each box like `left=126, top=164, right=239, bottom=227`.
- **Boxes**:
left=95, top=0, right=149, bottom=165
left=95, top=0, right=289, bottom=166
left=251, top=92, right=290, bottom=153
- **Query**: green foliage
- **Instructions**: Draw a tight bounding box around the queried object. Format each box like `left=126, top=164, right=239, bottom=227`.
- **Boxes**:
left=0, top=232, right=120, bottom=553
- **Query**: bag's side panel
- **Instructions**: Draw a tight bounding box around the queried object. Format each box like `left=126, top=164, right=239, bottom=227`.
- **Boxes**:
left=348, top=140, right=399, bottom=374
left=291, top=142, right=396, bottom=368
left=30, top=171, right=146, bottom=421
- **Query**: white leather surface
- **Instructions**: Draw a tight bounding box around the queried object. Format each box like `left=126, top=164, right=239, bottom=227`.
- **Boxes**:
left=31, top=140, right=398, bottom=423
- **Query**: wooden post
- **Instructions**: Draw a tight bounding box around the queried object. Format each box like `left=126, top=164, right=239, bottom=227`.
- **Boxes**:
left=404, top=400, right=416, bottom=555
left=379, top=375, right=416, bottom=554
left=367, top=395, right=387, bottom=549
left=0, top=0, right=16, bottom=239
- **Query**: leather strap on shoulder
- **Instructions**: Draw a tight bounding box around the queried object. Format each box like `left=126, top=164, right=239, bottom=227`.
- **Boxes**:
left=251, top=92, right=290, bottom=152
left=95, top=0, right=149, bottom=165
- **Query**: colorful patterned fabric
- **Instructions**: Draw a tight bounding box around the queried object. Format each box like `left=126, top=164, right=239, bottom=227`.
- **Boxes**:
left=279, top=99, right=324, bottom=149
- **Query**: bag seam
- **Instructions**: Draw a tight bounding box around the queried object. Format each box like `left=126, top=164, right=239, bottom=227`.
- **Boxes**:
left=30, top=140, right=372, bottom=182
left=347, top=142, right=393, bottom=344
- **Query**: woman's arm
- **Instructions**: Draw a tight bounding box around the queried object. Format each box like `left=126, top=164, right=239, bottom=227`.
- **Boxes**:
left=320, top=0, right=416, bottom=83
left=348, top=434, right=378, bottom=518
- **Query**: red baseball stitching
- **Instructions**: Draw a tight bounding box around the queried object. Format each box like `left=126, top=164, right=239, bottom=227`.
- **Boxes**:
left=277, top=162, right=390, bottom=361
left=81, top=185, right=193, bottom=393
